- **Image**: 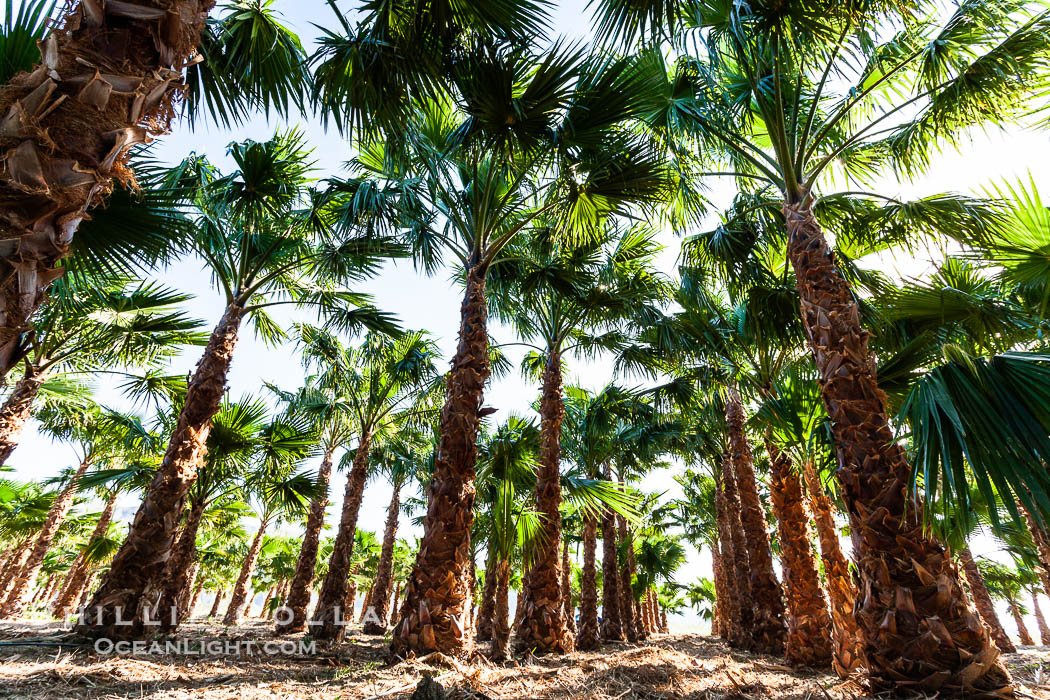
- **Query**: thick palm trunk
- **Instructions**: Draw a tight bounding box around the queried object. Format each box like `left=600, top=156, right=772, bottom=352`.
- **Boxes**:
left=0, top=370, right=45, bottom=464
left=490, top=557, right=511, bottom=661
left=713, top=470, right=745, bottom=644
left=363, top=481, right=401, bottom=635
left=800, top=460, right=862, bottom=677
left=276, top=443, right=334, bottom=634
left=476, top=547, right=498, bottom=642
left=561, top=538, right=575, bottom=635
left=311, top=434, right=372, bottom=640
left=2, top=455, right=92, bottom=616
left=725, top=387, right=786, bottom=654
left=0, top=0, right=212, bottom=379
left=223, top=518, right=268, bottom=625
left=1009, top=602, right=1033, bottom=646
left=77, top=304, right=244, bottom=639
left=721, top=458, right=755, bottom=648
left=53, top=489, right=118, bottom=618
left=392, top=268, right=489, bottom=657
left=959, top=548, right=1016, bottom=653
left=517, top=352, right=573, bottom=654
left=600, top=464, right=624, bottom=642
left=156, top=498, right=206, bottom=631
left=578, top=514, right=600, bottom=650
left=785, top=197, right=1012, bottom=695
left=207, top=589, right=224, bottom=619
left=766, top=439, right=833, bottom=669
left=0, top=540, right=31, bottom=606
left=617, top=514, right=641, bottom=642
left=1031, top=592, right=1050, bottom=646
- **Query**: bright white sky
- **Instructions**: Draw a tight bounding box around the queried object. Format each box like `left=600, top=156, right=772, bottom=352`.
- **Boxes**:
left=6, top=0, right=1050, bottom=633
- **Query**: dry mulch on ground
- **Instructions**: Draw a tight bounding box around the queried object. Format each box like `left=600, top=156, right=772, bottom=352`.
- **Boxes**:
left=0, top=620, right=1048, bottom=699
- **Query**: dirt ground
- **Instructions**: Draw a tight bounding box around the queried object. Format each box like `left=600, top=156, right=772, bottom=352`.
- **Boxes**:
left=0, top=620, right=1047, bottom=699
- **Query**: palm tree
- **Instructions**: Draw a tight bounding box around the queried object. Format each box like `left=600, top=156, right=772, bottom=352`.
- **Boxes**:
left=77, top=132, right=401, bottom=639
left=981, top=559, right=1039, bottom=647
left=308, top=329, right=439, bottom=641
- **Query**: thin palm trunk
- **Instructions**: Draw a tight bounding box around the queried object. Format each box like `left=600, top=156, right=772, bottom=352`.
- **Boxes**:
left=725, top=387, right=786, bottom=654
left=276, top=442, right=334, bottom=633
left=476, top=547, right=498, bottom=643
left=0, top=539, right=31, bottom=604
left=713, top=470, right=743, bottom=644
left=392, top=268, right=489, bottom=657
left=785, top=197, right=1011, bottom=694
left=358, top=586, right=373, bottom=622
left=1021, top=504, right=1050, bottom=599
left=344, top=578, right=358, bottom=618
left=490, top=557, right=511, bottom=661
left=0, top=0, right=211, bottom=379
left=710, top=543, right=725, bottom=638
left=561, top=537, right=575, bottom=635
left=721, top=458, right=755, bottom=648
left=391, top=581, right=402, bottom=627
left=600, top=463, right=624, bottom=642
left=311, top=434, right=371, bottom=640
left=52, top=489, right=118, bottom=618
left=363, top=480, right=401, bottom=635
left=157, top=498, right=206, bottom=631
left=1031, top=592, right=1050, bottom=646
left=617, top=514, right=640, bottom=643
left=185, top=576, right=204, bottom=621
left=177, top=560, right=200, bottom=621
left=517, top=352, right=573, bottom=653
left=0, top=370, right=45, bottom=464
left=767, top=439, right=833, bottom=669
left=1009, top=601, right=1033, bottom=646
left=260, top=587, right=275, bottom=618
left=223, top=518, right=268, bottom=626
left=2, top=455, right=92, bottom=616
left=577, top=514, right=600, bottom=650
left=959, top=548, right=1016, bottom=654
left=77, top=304, right=245, bottom=639
left=207, top=589, right=224, bottom=619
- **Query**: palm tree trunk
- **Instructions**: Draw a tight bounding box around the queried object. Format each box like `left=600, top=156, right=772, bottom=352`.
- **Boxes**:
left=600, top=463, right=624, bottom=642
left=959, top=548, right=1016, bottom=653
left=577, top=514, right=600, bottom=650
left=392, top=267, right=489, bottom=657
left=490, top=557, right=511, bottom=661
left=661, top=606, right=669, bottom=633
left=1031, top=592, right=1050, bottom=646
left=2, top=455, right=92, bottom=617
left=617, top=514, right=641, bottom=643
left=725, top=387, right=786, bottom=654
left=710, top=543, right=725, bottom=638
left=207, top=589, right=224, bottom=619
left=766, top=439, right=834, bottom=669
left=0, top=0, right=213, bottom=380
left=391, top=581, right=402, bottom=626
left=0, top=539, right=31, bottom=607
left=476, top=547, right=498, bottom=643
left=311, top=434, right=372, bottom=640
left=156, top=498, right=207, bottom=631
left=363, top=480, right=401, bottom=635
left=0, top=369, right=45, bottom=464
left=515, top=351, right=573, bottom=654
left=77, top=303, right=245, bottom=639
left=1020, top=504, right=1050, bottom=599
left=344, top=578, right=358, bottom=619
left=186, top=576, right=204, bottom=621
left=1009, top=601, right=1033, bottom=646
left=720, top=458, right=755, bottom=648
left=223, top=518, right=268, bottom=626
left=177, top=560, right=200, bottom=621
left=358, top=586, right=373, bottom=623
left=561, top=537, right=575, bottom=635
left=784, top=197, right=1011, bottom=694
left=713, top=471, right=742, bottom=643
left=276, top=442, right=334, bottom=634
left=52, top=489, right=118, bottom=618
left=260, top=587, right=274, bottom=618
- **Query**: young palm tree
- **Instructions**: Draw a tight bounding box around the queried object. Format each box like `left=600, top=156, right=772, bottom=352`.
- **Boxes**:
left=77, top=133, right=401, bottom=639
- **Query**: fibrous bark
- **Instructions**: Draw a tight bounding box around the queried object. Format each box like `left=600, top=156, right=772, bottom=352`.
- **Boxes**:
left=725, top=387, right=786, bottom=654
left=2, top=454, right=91, bottom=616
left=490, top=558, right=511, bottom=661
left=561, top=537, right=575, bottom=635
left=177, top=559, right=199, bottom=621
left=156, top=498, right=205, bottom=631
left=476, top=547, right=498, bottom=643
left=222, top=518, right=267, bottom=625
left=721, top=457, right=755, bottom=648
left=207, top=589, right=223, bottom=619
left=577, top=514, right=600, bottom=650
left=1021, top=504, right=1050, bottom=600
left=713, top=470, right=742, bottom=643
left=785, top=196, right=1012, bottom=696
left=710, top=543, right=725, bottom=638
left=52, top=489, right=118, bottom=618
left=185, top=575, right=203, bottom=620
left=0, top=0, right=214, bottom=379
left=959, top=548, right=1016, bottom=654
left=1032, top=592, right=1050, bottom=646
left=600, top=463, right=623, bottom=642
left=276, top=443, right=333, bottom=634
left=0, top=370, right=44, bottom=464
left=766, top=439, right=833, bottom=669
left=364, top=480, right=402, bottom=634
left=617, top=514, right=641, bottom=642
left=76, top=304, right=244, bottom=639
left=1009, top=602, right=1033, bottom=646
left=392, top=268, right=489, bottom=658
left=0, top=540, right=31, bottom=605
left=311, top=434, right=371, bottom=640
left=516, top=352, right=573, bottom=654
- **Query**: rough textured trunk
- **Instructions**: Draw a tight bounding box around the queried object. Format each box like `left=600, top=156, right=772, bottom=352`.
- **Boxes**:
left=223, top=518, right=267, bottom=625
left=185, top=576, right=204, bottom=621
left=77, top=304, right=244, bottom=639
left=561, top=538, right=575, bottom=635
left=959, top=548, right=1016, bottom=654
left=476, top=547, right=498, bottom=643
left=276, top=443, right=333, bottom=634
left=0, top=0, right=214, bottom=379
left=0, top=539, right=31, bottom=605
left=801, top=460, right=862, bottom=677
left=661, top=606, right=669, bottom=633
left=0, top=370, right=45, bottom=464
left=725, top=387, right=786, bottom=654
left=767, top=439, right=834, bottom=669
left=721, top=458, right=755, bottom=648
left=1021, top=504, right=1050, bottom=600
left=311, top=434, right=372, bottom=640
left=391, top=581, right=401, bottom=627
left=392, top=268, right=489, bottom=658
left=156, top=497, right=206, bottom=631
left=344, top=578, right=358, bottom=618
left=577, top=514, right=600, bottom=650
left=490, top=557, right=511, bottom=661
left=52, top=489, right=118, bottom=618
left=207, top=589, right=223, bottom=619
left=600, top=463, right=624, bottom=642
left=358, top=586, right=373, bottom=623
left=617, top=514, right=640, bottom=643
left=363, top=481, right=401, bottom=635
left=177, top=560, right=200, bottom=621
left=1009, top=602, right=1033, bottom=646
left=710, top=544, right=725, bottom=638
left=260, top=587, right=274, bottom=619
left=2, top=454, right=92, bottom=616
left=785, top=197, right=1012, bottom=695
left=713, top=470, right=743, bottom=644
left=1032, top=592, right=1050, bottom=646
left=516, top=352, right=573, bottom=654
